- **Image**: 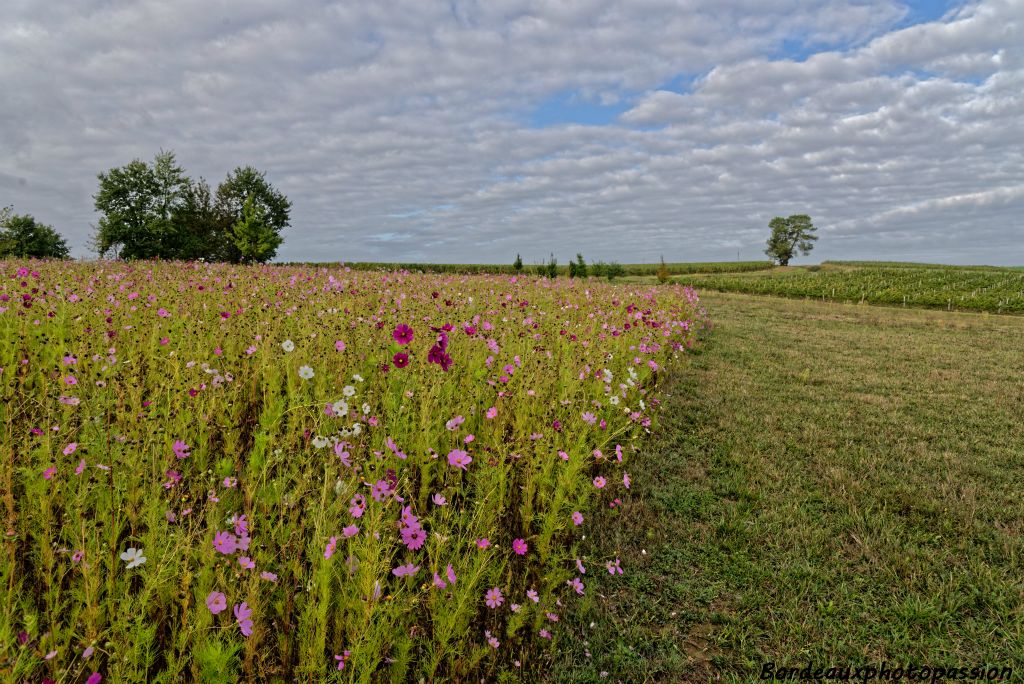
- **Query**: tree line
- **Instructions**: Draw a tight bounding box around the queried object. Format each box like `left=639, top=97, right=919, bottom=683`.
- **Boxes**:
left=1, top=150, right=291, bottom=263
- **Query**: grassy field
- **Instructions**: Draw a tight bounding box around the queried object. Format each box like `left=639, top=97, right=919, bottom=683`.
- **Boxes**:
left=548, top=292, right=1024, bottom=682
left=673, top=264, right=1024, bottom=314
left=292, top=261, right=774, bottom=277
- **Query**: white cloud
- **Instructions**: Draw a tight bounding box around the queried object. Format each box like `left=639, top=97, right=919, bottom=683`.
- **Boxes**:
left=0, top=0, right=1021, bottom=264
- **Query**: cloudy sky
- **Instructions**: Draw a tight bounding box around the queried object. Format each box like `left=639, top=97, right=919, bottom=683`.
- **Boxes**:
left=1, top=0, right=1021, bottom=265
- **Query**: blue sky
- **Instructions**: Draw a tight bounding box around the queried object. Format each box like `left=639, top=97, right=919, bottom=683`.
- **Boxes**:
left=1, top=0, right=1021, bottom=265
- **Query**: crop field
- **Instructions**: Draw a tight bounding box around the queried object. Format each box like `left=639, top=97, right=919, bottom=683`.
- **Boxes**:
left=315, top=261, right=774, bottom=277
left=0, top=260, right=704, bottom=682
left=675, top=264, right=1024, bottom=314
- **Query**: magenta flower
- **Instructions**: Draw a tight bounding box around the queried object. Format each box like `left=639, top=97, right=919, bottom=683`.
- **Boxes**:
left=86, top=673, right=102, bottom=684
left=42, top=466, right=56, bottom=480
left=238, top=556, right=255, bottom=570
left=606, top=558, right=623, bottom=575
left=392, top=352, right=409, bottom=368
left=572, top=511, right=584, bottom=526
left=485, top=587, right=504, bottom=609
left=324, top=536, right=338, bottom=559
left=512, top=538, right=528, bottom=556
left=206, top=591, right=227, bottom=615
left=63, top=442, right=77, bottom=456
left=392, top=563, right=419, bottom=577
left=392, top=324, right=414, bottom=345
left=447, top=449, right=472, bottom=471
left=623, top=472, right=631, bottom=489
left=334, top=650, right=351, bottom=670
left=335, top=340, right=346, bottom=352
left=445, top=563, right=457, bottom=585
left=593, top=476, right=606, bottom=489
left=582, top=411, right=596, bottom=425
left=476, top=538, right=490, bottom=549
left=233, top=602, right=253, bottom=637
left=485, top=406, right=497, bottom=419
left=172, top=440, right=190, bottom=459
left=401, top=526, right=426, bottom=551
left=432, top=493, right=447, bottom=506
left=567, top=577, right=585, bottom=595
left=75, top=459, right=87, bottom=475
left=343, top=525, right=359, bottom=538
left=212, top=531, right=238, bottom=555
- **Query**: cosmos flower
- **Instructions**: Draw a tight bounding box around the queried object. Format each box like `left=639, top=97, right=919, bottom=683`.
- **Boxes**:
left=206, top=592, right=227, bottom=615
left=512, top=539, right=528, bottom=556
left=298, top=365, right=314, bottom=379
left=572, top=511, right=584, bottom=526
left=392, top=563, right=419, bottom=578
left=485, top=587, right=504, bottom=609
left=119, top=547, right=147, bottom=569
left=233, top=602, right=253, bottom=637
left=447, top=449, right=472, bottom=470
left=393, top=324, right=414, bottom=345
left=281, top=340, right=295, bottom=352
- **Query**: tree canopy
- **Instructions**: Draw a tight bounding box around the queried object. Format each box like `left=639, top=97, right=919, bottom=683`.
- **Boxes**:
left=0, top=208, right=70, bottom=259
left=93, top=152, right=289, bottom=263
left=765, top=214, right=818, bottom=266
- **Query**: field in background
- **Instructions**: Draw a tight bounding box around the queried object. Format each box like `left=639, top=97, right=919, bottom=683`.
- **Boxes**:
left=284, top=260, right=774, bottom=277
left=550, top=291, right=1024, bottom=682
left=672, top=262, right=1024, bottom=314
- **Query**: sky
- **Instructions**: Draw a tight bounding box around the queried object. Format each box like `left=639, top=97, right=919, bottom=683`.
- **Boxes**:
left=1, top=0, right=1021, bottom=265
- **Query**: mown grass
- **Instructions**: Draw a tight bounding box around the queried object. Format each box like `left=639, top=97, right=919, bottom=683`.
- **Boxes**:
left=548, top=292, right=1024, bottom=682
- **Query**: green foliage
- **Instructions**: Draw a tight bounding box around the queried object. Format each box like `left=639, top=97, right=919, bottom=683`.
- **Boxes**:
left=546, top=253, right=558, bottom=279
left=93, top=152, right=289, bottom=263
left=215, top=166, right=291, bottom=263
left=231, top=197, right=283, bottom=264
left=765, top=214, right=817, bottom=266
left=93, top=150, right=189, bottom=260
left=590, top=261, right=607, bottom=278
left=0, top=211, right=70, bottom=258
left=676, top=264, right=1024, bottom=313
left=574, top=253, right=587, bottom=279
left=656, top=256, right=670, bottom=284
left=604, top=261, right=624, bottom=281
left=513, top=253, right=523, bottom=273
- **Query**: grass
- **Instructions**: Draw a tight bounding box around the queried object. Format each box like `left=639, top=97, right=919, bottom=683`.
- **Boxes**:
left=548, top=292, right=1024, bottom=682
left=285, top=261, right=774, bottom=277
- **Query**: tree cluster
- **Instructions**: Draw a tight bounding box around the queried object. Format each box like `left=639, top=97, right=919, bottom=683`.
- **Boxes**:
left=93, top=151, right=290, bottom=263
left=0, top=206, right=70, bottom=259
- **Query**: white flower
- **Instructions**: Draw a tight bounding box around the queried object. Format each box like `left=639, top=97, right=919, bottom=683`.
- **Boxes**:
left=609, top=395, right=620, bottom=405
left=281, top=340, right=295, bottom=352
left=332, top=400, right=349, bottom=415
left=342, top=385, right=356, bottom=397
left=353, top=374, right=364, bottom=383
left=298, top=365, right=315, bottom=380
left=602, top=369, right=613, bottom=383
left=351, top=423, right=362, bottom=436
left=311, top=436, right=329, bottom=449
left=120, top=547, right=147, bottom=569
left=639, top=399, right=646, bottom=410
left=361, top=403, right=371, bottom=415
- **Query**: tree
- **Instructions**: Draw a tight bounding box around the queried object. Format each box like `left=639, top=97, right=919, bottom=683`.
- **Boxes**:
left=0, top=211, right=70, bottom=258
left=170, top=178, right=234, bottom=262
left=765, top=214, right=818, bottom=266
left=574, top=253, right=587, bottom=278
left=545, top=253, right=558, bottom=279
left=656, top=255, right=670, bottom=284
left=605, top=261, right=624, bottom=281
left=232, top=197, right=283, bottom=264
left=513, top=253, right=523, bottom=273
left=93, top=150, right=189, bottom=259
left=215, top=166, right=291, bottom=263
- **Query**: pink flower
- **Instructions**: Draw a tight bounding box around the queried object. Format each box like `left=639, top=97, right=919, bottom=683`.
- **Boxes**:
left=63, top=442, right=77, bottom=456
left=623, top=472, right=631, bottom=489
left=567, top=577, right=585, bottom=595
left=172, top=440, right=190, bottom=459
left=343, top=525, right=359, bottom=538
left=206, top=591, right=227, bottom=614
left=512, top=539, right=528, bottom=556
left=86, top=673, right=102, bottom=684
left=475, top=538, right=491, bottom=549
left=334, top=650, right=351, bottom=670
left=42, top=466, right=56, bottom=480
left=527, top=589, right=539, bottom=603
left=485, top=406, right=497, bottom=419
left=445, top=563, right=457, bottom=585
left=593, top=476, right=606, bottom=489
left=238, top=556, right=255, bottom=570
left=447, top=449, right=472, bottom=470
left=75, top=459, right=87, bottom=475
left=572, top=511, right=584, bottom=526
left=261, top=571, right=278, bottom=582
left=445, top=415, right=465, bottom=431
left=392, top=563, right=419, bottom=577
left=485, top=587, right=504, bottom=609
left=392, top=352, right=409, bottom=368
left=212, top=531, right=238, bottom=555
left=324, top=536, right=338, bottom=559
left=606, top=558, right=623, bottom=575
left=233, top=602, right=253, bottom=637
left=335, top=340, right=346, bottom=352
left=64, top=375, right=77, bottom=386
left=392, top=324, right=414, bottom=345
left=581, top=411, right=596, bottom=425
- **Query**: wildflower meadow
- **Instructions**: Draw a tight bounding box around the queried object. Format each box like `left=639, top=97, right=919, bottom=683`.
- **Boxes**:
left=0, top=260, right=705, bottom=682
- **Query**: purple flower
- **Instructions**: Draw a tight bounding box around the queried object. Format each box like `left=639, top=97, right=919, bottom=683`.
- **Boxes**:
left=233, top=602, right=253, bottom=637
left=206, top=591, right=227, bottom=615
left=484, top=587, right=504, bottom=609
left=447, top=449, right=472, bottom=471
left=392, top=563, right=419, bottom=578
left=392, top=324, right=414, bottom=345
left=512, top=538, right=528, bottom=556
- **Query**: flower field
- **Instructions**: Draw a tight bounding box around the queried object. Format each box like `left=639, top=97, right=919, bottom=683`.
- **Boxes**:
left=0, top=260, right=705, bottom=682
left=677, top=264, right=1024, bottom=313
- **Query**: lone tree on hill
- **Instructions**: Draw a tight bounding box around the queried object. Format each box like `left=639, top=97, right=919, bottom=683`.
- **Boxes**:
left=765, top=214, right=818, bottom=266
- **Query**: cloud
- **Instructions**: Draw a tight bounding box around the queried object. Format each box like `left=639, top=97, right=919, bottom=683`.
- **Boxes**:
left=0, top=0, right=1021, bottom=264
